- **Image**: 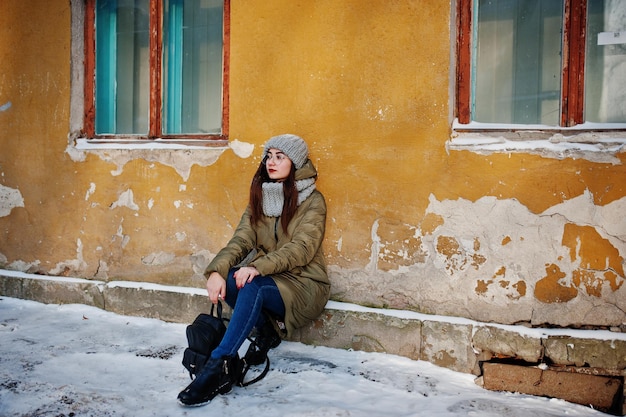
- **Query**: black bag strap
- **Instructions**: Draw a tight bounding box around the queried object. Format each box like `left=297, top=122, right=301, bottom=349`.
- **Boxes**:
left=239, top=356, right=270, bottom=387
left=210, top=301, right=222, bottom=318
left=238, top=338, right=271, bottom=387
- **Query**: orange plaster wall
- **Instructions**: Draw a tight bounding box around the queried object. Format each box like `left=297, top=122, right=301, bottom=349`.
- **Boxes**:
left=0, top=1, right=74, bottom=268
left=228, top=1, right=453, bottom=269
left=1, top=1, right=625, bottom=328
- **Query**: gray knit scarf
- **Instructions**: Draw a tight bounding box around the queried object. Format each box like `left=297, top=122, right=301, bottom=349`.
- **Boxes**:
left=262, top=178, right=316, bottom=217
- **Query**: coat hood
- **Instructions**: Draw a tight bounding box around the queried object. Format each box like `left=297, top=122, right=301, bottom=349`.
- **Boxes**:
left=295, top=159, right=318, bottom=181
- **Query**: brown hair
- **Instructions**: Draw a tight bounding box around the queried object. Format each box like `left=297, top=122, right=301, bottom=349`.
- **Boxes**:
left=249, top=160, right=299, bottom=234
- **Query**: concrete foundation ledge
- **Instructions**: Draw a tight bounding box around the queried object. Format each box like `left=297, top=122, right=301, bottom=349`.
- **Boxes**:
left=1, top=270, right=625, bottom=399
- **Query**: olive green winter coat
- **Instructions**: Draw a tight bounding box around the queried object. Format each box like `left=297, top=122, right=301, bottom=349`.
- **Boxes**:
left=204, top=160, right=330, bottom=337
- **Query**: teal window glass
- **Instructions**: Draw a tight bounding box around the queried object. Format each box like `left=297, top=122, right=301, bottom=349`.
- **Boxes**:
left=585, top=0, right=626, bottom=123
left=163, top=0, right=224, bottom=134
left=472, top=0, right=563, bottom=125
left=96, top=0, right=150, bottom=134
left=94, top=0, right=224, bottom=136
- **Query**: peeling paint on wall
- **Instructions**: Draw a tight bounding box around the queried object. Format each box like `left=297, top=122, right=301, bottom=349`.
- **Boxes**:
left=448, top=131, right=626, bottom=165
left=110, top=189, right=139, bottom=211
left=424, top=193, right=625, bottom=297
left=66, top=139, right=255, bottom=182
left=535, top=223, right=626, bottom=302
left=142, top=251, right=176, bottom=266
left=66, top=145, right=223, bottom=181
left=542, top=189, right=626, bottom=247
left=423, top=193, right=625, bottom=324
left=49, top=238, right=87, bottom=276
left=115, top=223, right=131, bottom=249
left=332, top=192, right=626, bottom=327
left=370, top=218, right=426, bottom=271
left=7, top=260, right=41, bottom=273
left=85, top=182, right=96, bottom=201
left=229, top=139, right=255, bottom=158
left=0, top=184, right=24, bottom=217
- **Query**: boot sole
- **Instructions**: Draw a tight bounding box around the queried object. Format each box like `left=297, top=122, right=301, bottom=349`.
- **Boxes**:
left=178, top=398, right=212, bottom=407
left=177, top=382, right=233, bottom=407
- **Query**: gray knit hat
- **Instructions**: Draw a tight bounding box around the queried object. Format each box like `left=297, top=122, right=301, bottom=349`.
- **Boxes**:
left=262, top=134, right=309, bottom=169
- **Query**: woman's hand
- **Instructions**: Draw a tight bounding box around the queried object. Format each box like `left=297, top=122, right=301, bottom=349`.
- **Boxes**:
left=233, top=266, right=260, bottom=289
left=206, top=272, right=226, bottom=304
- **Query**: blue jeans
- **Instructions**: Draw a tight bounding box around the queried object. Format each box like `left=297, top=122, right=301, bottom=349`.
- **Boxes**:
left=210, top=268, right=286, bottom=359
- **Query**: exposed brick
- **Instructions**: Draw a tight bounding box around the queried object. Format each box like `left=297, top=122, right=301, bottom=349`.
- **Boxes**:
left=482, top=363, right=624, bottom=415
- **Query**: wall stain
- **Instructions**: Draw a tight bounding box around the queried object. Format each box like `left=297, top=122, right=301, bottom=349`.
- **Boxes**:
left=535, top=263, right=578, bottom=303
left=437, top=235, right=459, bottom=258
left=534, top=223, right=626, bottom=301
left=493, top=266, right=506, bottom=278
left=421, top=213, right=444, bottom=235
left=475, top=279, right=491, bottom=295
left=475, top=266, right=526, bottom=300
left=437, top=235, right=486, bottom=275
left=522, top=220, right=623, bottom=304
left=562, top=223, right=625, bottom=280
left=375, top=218, right=426, bottom=271
left=511, top=281, right=527, bottom=299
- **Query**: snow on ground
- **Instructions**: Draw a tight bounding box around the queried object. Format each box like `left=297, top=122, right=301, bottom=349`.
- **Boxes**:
left=0, top=296, right=605, bottom=417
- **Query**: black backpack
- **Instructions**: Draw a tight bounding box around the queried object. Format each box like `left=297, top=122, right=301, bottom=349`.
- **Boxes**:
left=182, top=301, right=270, bottom=386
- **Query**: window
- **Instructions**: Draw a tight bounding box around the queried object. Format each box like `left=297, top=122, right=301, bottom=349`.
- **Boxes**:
left=84, top=0, right=229, bottom=140
left=456, top=0, right=626, bottom=128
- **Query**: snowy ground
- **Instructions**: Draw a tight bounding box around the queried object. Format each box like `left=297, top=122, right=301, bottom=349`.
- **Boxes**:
left=0, top=296, right=605, bottom=417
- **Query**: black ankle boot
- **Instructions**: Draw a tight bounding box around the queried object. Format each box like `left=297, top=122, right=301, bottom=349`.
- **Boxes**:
left=177, top=356, right=239, bottom=407
left=245, top=319, right=281, bottom=366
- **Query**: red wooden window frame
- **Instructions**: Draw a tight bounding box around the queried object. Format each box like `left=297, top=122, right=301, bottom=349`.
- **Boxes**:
left=456, top=0, right=586, bottom=127
left=83, top=0, right=230, bottom=141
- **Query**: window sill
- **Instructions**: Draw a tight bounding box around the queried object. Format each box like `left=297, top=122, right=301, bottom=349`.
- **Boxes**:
left=448, top=119, right=626, bottom=164
left=74, top=137, right=229, bottom=150
left=67, top=138, right=254, bottom=181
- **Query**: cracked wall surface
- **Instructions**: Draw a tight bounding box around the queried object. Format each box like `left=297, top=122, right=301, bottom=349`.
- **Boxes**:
left=1, top=0, right=625, bottom=334
left=330, top=192, right=625, bottom=327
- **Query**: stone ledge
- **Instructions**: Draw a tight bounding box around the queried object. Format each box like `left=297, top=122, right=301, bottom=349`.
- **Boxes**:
left=2, top=270, right=625, bottom=410
left=103, top=284, right=210, bottom=324
left=0, top=272, right=106, bottom=309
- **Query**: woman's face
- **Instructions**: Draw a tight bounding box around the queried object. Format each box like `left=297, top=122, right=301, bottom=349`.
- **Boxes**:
left=265, top=148, right=293, bottom=181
